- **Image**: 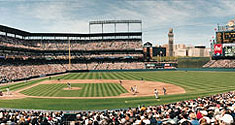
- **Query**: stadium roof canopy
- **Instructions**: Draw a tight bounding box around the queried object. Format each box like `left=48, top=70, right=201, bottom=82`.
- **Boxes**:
left=0, top=24, right=142, bottom=39
left=0, top=25, right=30, bottom=36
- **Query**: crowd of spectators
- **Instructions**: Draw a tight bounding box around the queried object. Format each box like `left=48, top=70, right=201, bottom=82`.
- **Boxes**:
left=0, top=64, right=66, bottom=81
left=203, top=60, right=216, bottom=68
left=0, top=35, right=142, bottom=51
left=84, top=62, right=145, bottom=70
left=82, top=53, right=143, bottom=59
left=203, top=60, right=235, bottom=68
left=35, top=40, right=142, bottom=51
left=0, top=91, right=235, bottom=124
left=0, top=36, right=38, bottom=50
left=0, top=61, right=145, bottom=83
left=0, top=35, right=145, bottom=82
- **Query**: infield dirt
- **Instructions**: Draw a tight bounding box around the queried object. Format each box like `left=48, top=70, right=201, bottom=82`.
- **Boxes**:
left=0, top=79, right=185, bottom=100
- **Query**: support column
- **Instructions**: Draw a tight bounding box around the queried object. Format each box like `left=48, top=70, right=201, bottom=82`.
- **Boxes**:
left=102, top=23, right=104, bottom=33
left=114, top=23, right=116, bottom=33
left=102, top=23, right=104, bottom=40
left=89, top=24, right=91, bottom=33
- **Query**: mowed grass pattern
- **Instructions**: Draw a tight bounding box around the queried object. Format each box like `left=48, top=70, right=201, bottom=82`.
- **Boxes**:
left=20, top=83, right=128, bottom=97
left=52, top=71, right=235, bottom=94
left=1, top=71, right=235, bottom=110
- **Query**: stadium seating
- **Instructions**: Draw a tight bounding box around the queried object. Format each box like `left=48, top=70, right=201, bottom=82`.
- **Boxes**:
left=0, top=61, right=145, bottom=82
left=34, top=40, right=142, bottom=51
left=0, top=35, right=37, bottom=49
left=0, top=35, right=142, bottom=51
left=202, top=60, right=216, bottom=68
left=0, top=35, right=145, bottom=82
left=0, top=91, right=234, bottom=124
left=203, top=59, right=235, bottom=68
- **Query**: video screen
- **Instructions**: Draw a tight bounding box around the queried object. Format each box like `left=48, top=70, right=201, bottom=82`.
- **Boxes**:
left=224, top=46, right=235, bottom=56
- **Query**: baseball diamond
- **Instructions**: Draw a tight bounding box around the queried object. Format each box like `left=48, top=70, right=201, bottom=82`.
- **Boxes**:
left=0, top=71, right=235, bottom=110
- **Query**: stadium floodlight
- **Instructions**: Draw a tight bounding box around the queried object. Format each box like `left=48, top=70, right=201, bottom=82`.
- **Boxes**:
left=89, top=20, right=142, bottom=34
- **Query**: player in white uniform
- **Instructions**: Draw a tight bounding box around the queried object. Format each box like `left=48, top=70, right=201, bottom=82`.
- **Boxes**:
left=154, top=89, right=159, bottom=99
left=134, top=85, right=137, bottom=94
left=6, top=87, right=10, bottom=95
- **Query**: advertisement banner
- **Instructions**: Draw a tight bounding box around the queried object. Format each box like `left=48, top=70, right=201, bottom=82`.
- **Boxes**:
left=214, top=44, right=222, bottom=56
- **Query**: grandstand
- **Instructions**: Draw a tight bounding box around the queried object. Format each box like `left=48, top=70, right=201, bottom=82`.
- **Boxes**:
left=0, top=20, right=145, bottom=83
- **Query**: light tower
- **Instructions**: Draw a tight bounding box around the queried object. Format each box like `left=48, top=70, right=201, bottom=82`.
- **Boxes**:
left=168, top=28, right=174, bottom=57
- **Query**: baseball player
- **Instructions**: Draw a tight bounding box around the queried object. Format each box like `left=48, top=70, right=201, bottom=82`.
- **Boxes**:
left=130, top=87, right=134, bottom=95
left=154, top=89, right=159, bottom=99
left=67, top=82, right=71, bottom=89
left=6, top=87, right=10, bottom=95
left=119, top=80, right=122, bottom=85
left=134, top=85, right=137, bottom=94
left=163, top=87, right=166, bottom=95
left=0, top=91, right=3, bottom=96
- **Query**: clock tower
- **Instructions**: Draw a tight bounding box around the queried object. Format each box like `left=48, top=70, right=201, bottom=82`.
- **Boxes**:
left=168, top=28, right=174, bottom=57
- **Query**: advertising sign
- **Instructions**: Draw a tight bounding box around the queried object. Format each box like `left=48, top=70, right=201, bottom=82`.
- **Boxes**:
left=214, top=44, right=222, bottom=56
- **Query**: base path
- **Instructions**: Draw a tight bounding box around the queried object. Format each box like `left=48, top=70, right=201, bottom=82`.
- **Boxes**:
left=0, top=79, right=185, bottom=100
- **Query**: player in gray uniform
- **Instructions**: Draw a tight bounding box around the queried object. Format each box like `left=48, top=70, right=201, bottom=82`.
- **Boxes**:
left=163, top=87, right=167, bottom=95
left=67, top=82, right=72, bottom=89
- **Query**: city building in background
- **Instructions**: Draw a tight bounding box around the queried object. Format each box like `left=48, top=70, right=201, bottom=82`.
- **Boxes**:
left=188, top=46, right=211, bottom=57
left=153, top=43, right=210, bottom=57
left=168, top=28, right=174, bottom=57
left=162, top=44, right=169, bottom=56
left=143, top=42, right=153, bottom=61
left=152, top=46, right=166, bottom=57
left=143, top=42, right=167, bottom=60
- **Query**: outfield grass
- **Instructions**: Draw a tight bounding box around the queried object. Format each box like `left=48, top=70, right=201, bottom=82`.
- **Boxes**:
left=0, top=71, right=235, bottom=110
left=0, top=79, right=45, bottom=92
left=20, top=83, right=128, bottom=97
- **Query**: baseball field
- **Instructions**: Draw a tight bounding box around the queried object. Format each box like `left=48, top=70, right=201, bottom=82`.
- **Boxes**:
left=0, top=71, right=235, bottom=110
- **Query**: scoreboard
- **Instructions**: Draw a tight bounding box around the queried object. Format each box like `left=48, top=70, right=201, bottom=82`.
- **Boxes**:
left=215, top=31, right=235, bottom=57
left=223, top=46, right=235, bottom=56
left=214, top=22, right=235, bottom=58
left=216, top=32, right=235, bottom=44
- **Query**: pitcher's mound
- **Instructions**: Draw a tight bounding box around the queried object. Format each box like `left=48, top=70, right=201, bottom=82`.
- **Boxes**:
left=63, top=87, right=81, bottom=90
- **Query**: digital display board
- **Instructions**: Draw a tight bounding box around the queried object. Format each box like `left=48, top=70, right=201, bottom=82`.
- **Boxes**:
left=216, top=32, right=222, bottom=44
left=223, top=46, right=235, bottom=56
left=216, top=32, right=235, bottom=44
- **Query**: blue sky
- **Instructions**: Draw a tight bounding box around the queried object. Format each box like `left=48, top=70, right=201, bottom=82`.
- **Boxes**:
left=0, top=0, right=235, bottom=47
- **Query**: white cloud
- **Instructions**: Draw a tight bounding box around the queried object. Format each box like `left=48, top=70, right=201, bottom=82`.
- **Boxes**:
left=14, top=1, right=89, bottom=33
left=1, top=0, right=235, bottom=47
